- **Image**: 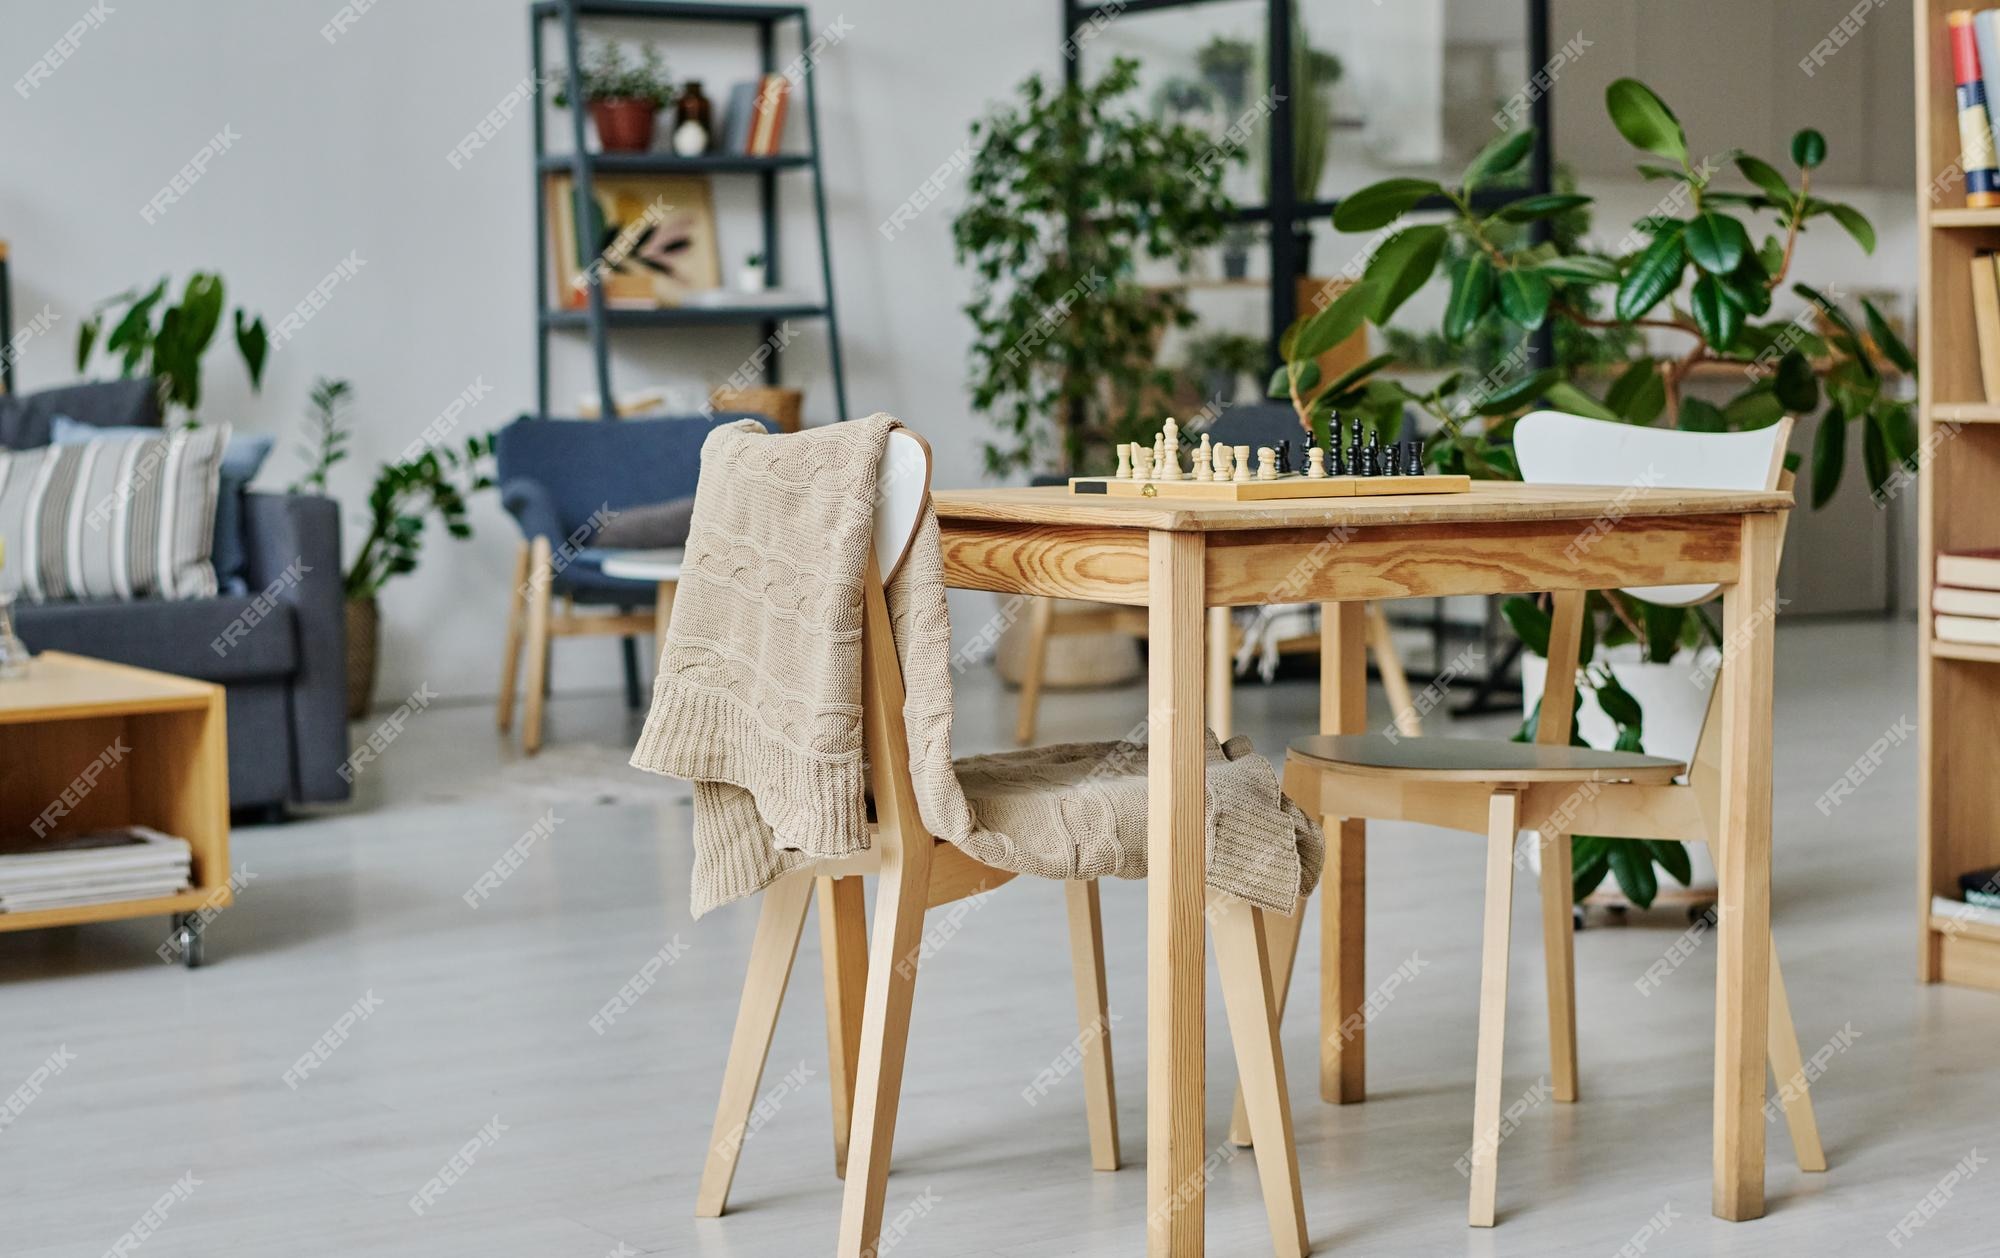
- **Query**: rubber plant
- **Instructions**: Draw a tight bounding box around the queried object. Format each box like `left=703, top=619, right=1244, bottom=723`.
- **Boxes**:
left=76, top=272, right=268, bottom=420
left=953, top=56, right=1236, bottom=476
left=1269, top=79, right=1916, bottom=906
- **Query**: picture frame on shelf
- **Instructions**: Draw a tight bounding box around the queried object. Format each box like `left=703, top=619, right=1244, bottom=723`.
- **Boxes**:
left=545, top=172, right=721, bottom=309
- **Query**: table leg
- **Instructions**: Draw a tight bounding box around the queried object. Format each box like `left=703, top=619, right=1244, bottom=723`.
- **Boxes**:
left=1207, top=605, right=1233, bottom=741
left=1147, top=530, right=1208, bottom=1257
left=1714, top=512, right=1777, bottom=1220
left=1320, top=601, right=1368, bottom=1104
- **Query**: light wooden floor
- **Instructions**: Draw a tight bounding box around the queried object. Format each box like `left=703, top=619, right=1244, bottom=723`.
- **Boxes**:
left=1, top=618, right=1994, bottom=1257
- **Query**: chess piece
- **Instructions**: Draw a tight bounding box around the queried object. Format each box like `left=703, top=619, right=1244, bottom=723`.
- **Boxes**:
left=1328, top=427, right=1346, bottom=477
left=1160, top=419, right=1181, bottom=480
left=1115, top=444, right=1132, bottom=480
left=1193, top=433, right=1212, bottom=481
left=1306, top=447, right=1327, bottom=478
left=1276, top=439, right=1292, bottom=475
left=1362, top=430, right=1380, bottom=477
left=1232, top=445, right=1251, bottom=482
left=1348, top=416, right=1364, bottom=468
left=1135, top=446, right=1154, bottom=482
left=1405, top=439, right=1423, bottom=477
left=1257, top=447, right=1278, bottom=480
left=1209, top=444, right=1227, bottom=482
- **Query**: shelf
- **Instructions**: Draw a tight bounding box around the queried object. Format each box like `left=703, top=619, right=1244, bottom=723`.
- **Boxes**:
left=1930, top=402, right=2000, bottom=423
left=1930, top=206, right=2000, bottom=228
left=532, top=0, right=804, bottom=21
left=1930, top=911, right=2000, bottom=945
left=0, top=886, right=225, bottom=936
left=542, top=303, right=827, bottom=329
left=539, top=152, right=813, bottom=175
left=1930, top=639, right=2000, bottom=664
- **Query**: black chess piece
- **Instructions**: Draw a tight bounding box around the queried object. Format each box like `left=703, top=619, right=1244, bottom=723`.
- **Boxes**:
left=1326, top=421, right=1345, bottom=476
left=1276, top=439, right=1292, bottom=475
left=1382, top=439, right=1401, bottom=476
left=1404, top=439, right=1423, bottom=477
left=1362, top=430, right=1380, bottom=477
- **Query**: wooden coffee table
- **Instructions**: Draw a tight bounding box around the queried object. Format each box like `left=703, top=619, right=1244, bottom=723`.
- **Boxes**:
left=0, top=651, right=230, bottom=965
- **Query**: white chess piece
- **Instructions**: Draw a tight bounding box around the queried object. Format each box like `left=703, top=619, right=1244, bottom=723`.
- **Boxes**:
left=1193, top=434, right=1212, bottom=481
left=1257, top=447, right=1278, bottom=480
left=1306, top=447, right=1327, bottom=479
left=1161, top=419, right=1180, bottom=480
left=1115, top=444, right=1133, bottom=480
left=1211, top=444, right=1229, bottom=482
left=1135, top=447, right=1154, bottom=482
left=1232, top=445, right=1251, bottom=483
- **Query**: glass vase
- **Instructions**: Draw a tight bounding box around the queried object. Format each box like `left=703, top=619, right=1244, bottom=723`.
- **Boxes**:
left=0, top=593, right=30, bottom=680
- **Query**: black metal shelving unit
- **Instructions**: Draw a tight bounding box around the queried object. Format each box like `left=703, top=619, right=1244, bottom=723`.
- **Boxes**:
left=531, top=0, right=848, bottom=422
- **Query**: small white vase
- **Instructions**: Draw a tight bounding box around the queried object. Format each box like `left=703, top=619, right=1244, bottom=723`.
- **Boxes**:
left=737, top=263, right=767, bottom=294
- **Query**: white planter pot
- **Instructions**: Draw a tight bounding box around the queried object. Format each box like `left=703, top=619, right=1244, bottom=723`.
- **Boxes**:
left=1522, top=642, right=1718, bottom=894
left=737, top=264, right=767, bottom=293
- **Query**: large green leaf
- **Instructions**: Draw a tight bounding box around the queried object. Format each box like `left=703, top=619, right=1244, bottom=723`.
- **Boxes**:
left=1463, top=129, right=1536, bottom=192
left=1685, top=212, right=1750, bottom=275
left=1735, top=154, right=1793, bottom=204
left=1648, top=839, right=1693, bottom=888
left=1721, top=385, right=1786, bottom=428
left=1331, top=178, right=1443, bottom=232
left=1494, top=193, right=1593, bottom=223
left=1825, top=201, right=1875, bottom=255
left=234, top=310, right=268, bottom=390
left=1317, top=352, right=1396, bottom=402
left=1861, top=416, right=1889, bottom=495
left=1873, top=401, right=1916, bottom=466
left=1678, top=396, right=1727, bottom=431
left=1639, top=602, right=1686, bottom=663
left=1607, top=840, right=1660, bottom=908
left=1502, top=595, right=1553, bottom=656
left=1474, top=366, right=1563, bottom=415
left=1810, top=405, right=1846, bottom=508
left=1292, top=281, right=1376, bottom=359
left=1605, top=78, right=1687, bottom=162
left=1533, top=254, right=1622, bottom=283
left=1444, top=255, right=1495, bottom=342
left=1773, top=350, right=1820, bottom=413
left=1861, top=297, right=1916, bottom=373
left=1615, top=228, right=1685, bottom=321
left=1595, top=670, right=1643, bottom=731
left=1544, top=379, right=1621, bottom=422
left=1605, top=358, right=1660, bottom=418
left=1690, top=274, right=1743, bottom=350
left=1363, top=224, right=1448, bottom=323
left=76, top=314, right=101, bottom=374
left=1497, top=268, right=1553, bottom=331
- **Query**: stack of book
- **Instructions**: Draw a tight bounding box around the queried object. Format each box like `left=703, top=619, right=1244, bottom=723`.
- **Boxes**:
left=0, top=827, right=192, bottom=912
left=1936, top=551, right=2000, bottom=645
left=722, top=73, right=791, bottom=157
left=1935, top=867, right=2000, bottom=928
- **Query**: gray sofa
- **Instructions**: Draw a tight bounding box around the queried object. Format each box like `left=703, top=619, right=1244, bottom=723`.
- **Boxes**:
left=1, top=380, right=350, bottom=814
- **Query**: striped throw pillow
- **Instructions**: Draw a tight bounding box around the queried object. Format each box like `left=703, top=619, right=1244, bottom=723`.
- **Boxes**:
left=0, top=423, right=230, bottom=603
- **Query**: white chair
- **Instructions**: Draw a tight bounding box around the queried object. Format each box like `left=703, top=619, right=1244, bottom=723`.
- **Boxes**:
left=696, top=429, right=1313, bottom=1258
left=1270, top=411, right=1824, bottom=1226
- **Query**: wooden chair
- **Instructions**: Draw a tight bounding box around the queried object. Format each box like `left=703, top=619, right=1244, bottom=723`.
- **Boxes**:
left=1263, top=412, right=1825, bottom=1227
left=695, top=430, right=1313, bottom=1258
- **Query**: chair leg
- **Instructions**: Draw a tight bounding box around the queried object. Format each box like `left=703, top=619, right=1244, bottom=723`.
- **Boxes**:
left=836, top=838, right=934, bottom=1257
left=1321, top=817, right=1367, bottom=1104
left=1231, top=895, right=1307, bottom=1146
left=621, top=634, right=644, bottom=710
left=496, top=541, right=530, bottom=733
left=1062, top=880, right=1121, bottom=1171
left=1536, top=827, right=1579, bottom=1103
left=1468, top=790, right=1521, bottom=1228
left=818, top=876, right=869, bottom=1179
left=1211, top=892, right=1310, bottom=1258
left=1766, top=941, right=1828, bottom=1173
left=1014, top=597, right=1056, bottom=746
left=1367, top=603, right=1421, bottom=739
left=521, top=537, right=554, bottom=756
left=695, top=874, right=815, bottom=1217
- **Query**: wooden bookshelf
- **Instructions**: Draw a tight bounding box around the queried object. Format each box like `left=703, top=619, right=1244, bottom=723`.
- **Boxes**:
left=1917, top=0, right=2000, bottom=993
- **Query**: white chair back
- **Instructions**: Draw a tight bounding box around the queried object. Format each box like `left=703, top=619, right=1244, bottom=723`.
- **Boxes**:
left=875, top=428, right=932, bottom=582
left=1513, top=410, right=1791, bottom=606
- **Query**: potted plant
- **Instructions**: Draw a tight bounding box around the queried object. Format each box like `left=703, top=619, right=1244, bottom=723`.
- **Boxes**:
left=1196, top=35, right=1255, bottom=113
left=296, top=380, right=492, bottom=717
left=76, top=272, right=267, bottom=420
left=953, top=57, right=1236, bottom=476
left=556, top=41, right=673, bottom=153
left=1269, top=79, right=1911, bottom=907
left=738, top=251, right=767, bottom=293
left=1220, top=223, right=1256, bottom=280
left=1184, top=330, right=1266, bottom=406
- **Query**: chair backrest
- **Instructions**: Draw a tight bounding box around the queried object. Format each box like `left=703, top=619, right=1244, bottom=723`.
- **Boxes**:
left=875, top=428, right=931, bottom=583
left=1513, top=410, right=1792, bottom=606
left=493, top=412, right=774, bottom=536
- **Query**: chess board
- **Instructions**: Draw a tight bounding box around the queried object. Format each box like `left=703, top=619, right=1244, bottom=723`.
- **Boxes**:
left=1068, top=472, right=1472, bottom=501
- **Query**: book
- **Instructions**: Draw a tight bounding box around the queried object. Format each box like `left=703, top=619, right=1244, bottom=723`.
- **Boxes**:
left=1934, top=584, right=2000, bottom=616
left=723, top=80, right=758, bottom=156
left=1962, top=865, right=2000, bottom=905
left=748, top=74, right=790, bottom=157
left=0, top=826, right=191, bottom=912
left=1973, top=252, right=2000, bottom=401
left=1938, top=548, right=2000, bottom=589
left=1950, top=10, right=2000, bottom=207
left=1933, top=893, right=2000, bottom=928
left=1977, top=9, right=2000, bottom=160
left=1936, top=613, right=2000, bottom=645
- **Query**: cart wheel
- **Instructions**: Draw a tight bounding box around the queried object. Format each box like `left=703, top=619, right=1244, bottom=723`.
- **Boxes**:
left=1572, top=904, right=1585, bottom=932
left=174, top=915, right=205, bottom=969
left=1687, top=902, right=1717, bottom=925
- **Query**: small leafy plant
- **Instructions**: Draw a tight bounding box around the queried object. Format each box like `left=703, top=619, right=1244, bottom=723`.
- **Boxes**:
left=290, top=376, right=353, bottom=496
left=554, top=40, right=673, bottom=109
left=77, top=273, right=268, bottom=418
left=345, top=434, right=493, bottom=601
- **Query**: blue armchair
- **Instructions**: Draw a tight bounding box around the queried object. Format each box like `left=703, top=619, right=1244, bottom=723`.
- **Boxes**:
left=493, top=412, right=772, bottom=752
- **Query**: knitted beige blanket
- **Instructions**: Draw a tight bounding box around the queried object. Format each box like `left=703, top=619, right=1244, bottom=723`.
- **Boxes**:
left=631, top=414, right=1320, bottom=918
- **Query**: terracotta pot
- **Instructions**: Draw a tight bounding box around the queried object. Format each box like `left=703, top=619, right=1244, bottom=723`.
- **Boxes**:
left=589, top=98, right=658, bottom=152
left=345, top=597, right=378, bottom=720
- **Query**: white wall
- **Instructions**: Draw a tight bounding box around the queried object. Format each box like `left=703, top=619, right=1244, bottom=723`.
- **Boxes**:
left=3, top=0, right=1047, bottom=706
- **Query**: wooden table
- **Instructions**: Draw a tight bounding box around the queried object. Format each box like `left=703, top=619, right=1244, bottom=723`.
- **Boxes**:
left=931, top=481, right=1790, bottom=1254
left=0, top=651, right=230, bottom=964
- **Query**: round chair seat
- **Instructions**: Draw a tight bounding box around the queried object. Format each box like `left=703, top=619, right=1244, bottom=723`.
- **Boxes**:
left=1287, top=733, right=1685, bottom=784
left=599, top=547, right=685, bottom=583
